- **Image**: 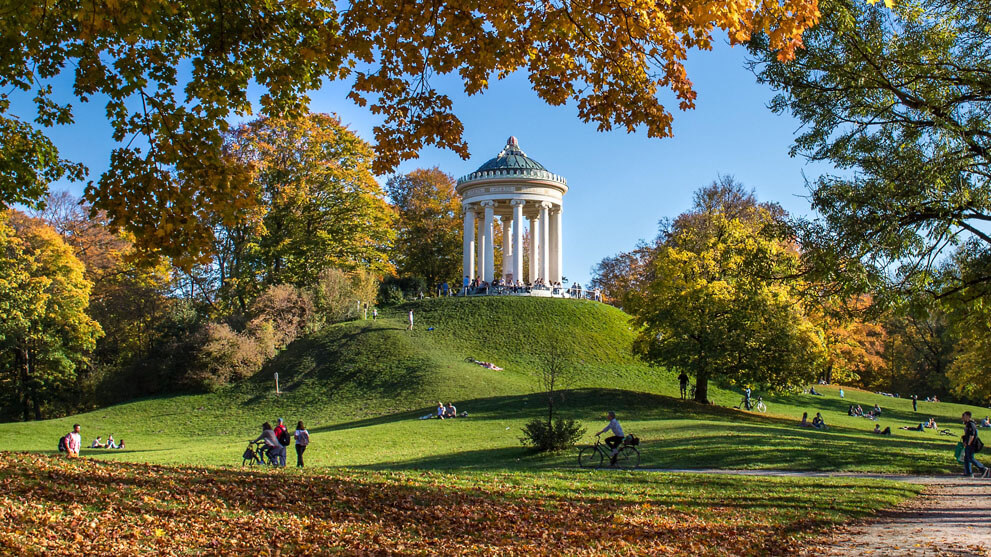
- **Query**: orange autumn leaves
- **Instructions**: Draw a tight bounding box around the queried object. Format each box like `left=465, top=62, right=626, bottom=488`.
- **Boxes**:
left=4, top=0, right=822, bottom=266
left=0, top=452, right=826, bottom=556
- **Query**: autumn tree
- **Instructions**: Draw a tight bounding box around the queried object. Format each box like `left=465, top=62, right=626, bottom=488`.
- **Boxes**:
left=386, top=168, right=462, bottom=287
left=31, top=192, right=173, bottom=370
left=748, top=0, right=991, bottom=300
left=0, top=211, right=102, bottom=421
left=807, top=296, right=887, bottom=385
left=623, top=183, right=825, bottom=403
left=2, top=1, right=819, bottom=265
left=211, top=113, right=394, bottom=311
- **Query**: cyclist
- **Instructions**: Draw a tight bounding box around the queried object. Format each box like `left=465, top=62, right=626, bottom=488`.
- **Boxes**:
left=595, top=411, right=625, bottom=465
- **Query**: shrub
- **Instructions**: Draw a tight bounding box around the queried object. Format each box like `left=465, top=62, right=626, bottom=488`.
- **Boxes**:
left=312, top=267, right=378, bottom=323
left=519, top=418, right=586, bottom=452
left=377, top=275, right=426, bottom=305
left=187, top=323, right=266, bottom=391
left=248, top=284, right=315, bottom=350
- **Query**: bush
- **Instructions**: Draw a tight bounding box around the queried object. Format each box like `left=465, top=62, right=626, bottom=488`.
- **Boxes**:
left=187, top=323, right=266, bottom=391
left=248, top=284, right=315, bottom=350
left=377, top=275, right=427, bottom=305
left=519, top=418, right=586, bottom=452
left=313, top=267, right=378, bottom=323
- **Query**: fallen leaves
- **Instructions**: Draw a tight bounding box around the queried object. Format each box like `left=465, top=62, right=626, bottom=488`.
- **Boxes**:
left=0, top=452, right=873, bottom=555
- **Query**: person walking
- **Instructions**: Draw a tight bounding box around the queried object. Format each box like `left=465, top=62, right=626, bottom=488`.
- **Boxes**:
left=294, top=421, right=310, bottom=468
left=961, top=411, right=988, bottom=477
left=678, top=372, right=689, bottom=400
left=372, top=308, right=378, bottom=320
left=253, top=422, right=286, bottom=467
left=912, top=395, right=918, bottom=412
left=407, top=310, right=414, bottom=331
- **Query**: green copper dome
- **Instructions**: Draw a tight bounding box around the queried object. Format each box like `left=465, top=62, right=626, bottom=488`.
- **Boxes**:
left=475, top=136, right=547, bottom=172
left=457, top=136, right=567, bottom=187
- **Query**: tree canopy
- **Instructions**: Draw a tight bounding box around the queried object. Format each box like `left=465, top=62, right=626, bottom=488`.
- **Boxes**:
left=622, top=182, right=824, bottom=403
left=386, top=168, right=462, bottom=287
left=748, top=0, right=991, bottom=300
left=1, top=0, right=819, bottom=265
left=0, top=211, right=103, bottom=420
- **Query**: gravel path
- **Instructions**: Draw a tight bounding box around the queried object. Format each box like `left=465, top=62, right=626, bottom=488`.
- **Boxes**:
left=640, top=469, right=991, bottom=556
left=822, top=478, right=991, bottom=556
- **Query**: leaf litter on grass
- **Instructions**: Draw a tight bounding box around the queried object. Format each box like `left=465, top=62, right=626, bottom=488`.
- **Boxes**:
left=0, top=452, right=920, bottom=556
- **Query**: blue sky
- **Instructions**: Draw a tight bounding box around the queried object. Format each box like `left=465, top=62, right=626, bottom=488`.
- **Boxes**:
left=23, top=38, right=834, bottom=285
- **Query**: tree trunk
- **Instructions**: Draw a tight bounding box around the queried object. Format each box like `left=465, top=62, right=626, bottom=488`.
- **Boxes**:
left=16, top=348, right=30, bottom=422
left=694, top=369, right=710, bottom=404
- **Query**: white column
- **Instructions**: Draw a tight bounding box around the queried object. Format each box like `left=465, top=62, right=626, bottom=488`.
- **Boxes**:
left=502, top=215, right=512, bottom=281
left=528, top=212, right=540, bottom=283
left=539, top=202, right=550, bottom=282
left=511, top=200, right=525, bottom=283
left=550, top=206, right=563, bottom=283
left=462, top=206, right=475, bottom=285
left=482, top=201, right=495, bottom=283
left=475, top=210, right=485, bottom=282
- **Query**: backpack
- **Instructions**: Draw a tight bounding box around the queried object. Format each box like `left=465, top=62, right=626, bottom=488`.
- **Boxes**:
left=278, top=429, right=291, bottom=446
left=976, top=436, right=985, bottom=453
left=57, top=434, right=68, bottom=452
left=624, top=434, right=640, bottom=446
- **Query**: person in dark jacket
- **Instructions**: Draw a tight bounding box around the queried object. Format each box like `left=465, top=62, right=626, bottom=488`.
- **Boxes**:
left=962, top=411, right=988, bottom=478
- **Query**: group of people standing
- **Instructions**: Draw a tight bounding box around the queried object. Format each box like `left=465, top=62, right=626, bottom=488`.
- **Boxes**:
left=253, top=418, right=310, bottom=468
left=458, top=275, right=603, bottom=300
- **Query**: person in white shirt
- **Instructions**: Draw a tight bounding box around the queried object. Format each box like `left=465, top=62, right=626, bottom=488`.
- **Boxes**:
left=67, top=424, right=82, bottom=458
left=596, top=411, right=625, bottom=464
left=293, top=421, right=310, bottom=468
left=90, top=436, right=104, bottom=449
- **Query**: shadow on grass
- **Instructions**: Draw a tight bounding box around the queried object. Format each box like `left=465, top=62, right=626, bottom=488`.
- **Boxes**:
left=313, top=388, right=957, bottom=473
left=241, top=321, right=430, bottom=406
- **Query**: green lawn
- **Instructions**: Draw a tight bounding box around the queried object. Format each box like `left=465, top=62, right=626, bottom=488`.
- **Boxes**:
left=0, top=297, right=986, bottom=474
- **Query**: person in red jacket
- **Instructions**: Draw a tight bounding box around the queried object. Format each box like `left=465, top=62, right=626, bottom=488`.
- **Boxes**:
left=273, top=418, right=288, bottom=445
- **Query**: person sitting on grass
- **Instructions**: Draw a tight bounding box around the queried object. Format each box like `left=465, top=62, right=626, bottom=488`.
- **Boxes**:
left=106, top=434, right=117, bottom=449
left=595, top=411, right=625, bottom=465
left=811, top=413, right=827, bottom=430
left=800, top=412, right=813, bottom=427
left=926, top=417, right=938, bottom=429
left=444, top=402, right=457, bottom=418
left=117, top=439, right=125, bottom=450
left=873, top=403, right=882, bottom=417
left=872, top=425, right=892, bottom=435
left=982, top=416, right=991, bottom=428
left=848, top=405, right=856, bottom=416
left=436, top=402, right=446, bottom=419
left=90, top=436, right=105, bottom=449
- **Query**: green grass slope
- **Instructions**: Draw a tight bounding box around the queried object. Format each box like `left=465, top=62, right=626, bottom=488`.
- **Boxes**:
left=0, top=297, right=988, bottom=473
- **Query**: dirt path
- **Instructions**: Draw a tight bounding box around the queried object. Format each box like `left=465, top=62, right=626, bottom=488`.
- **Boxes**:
left=642, top=469, right=991, bottom=556
left=822, top=478, right=991, bottom=557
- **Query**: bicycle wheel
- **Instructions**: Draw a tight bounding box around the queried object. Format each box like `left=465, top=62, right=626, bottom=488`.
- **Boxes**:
left=614, top=446, right=640, bottom=469
left=756, top=401, right=767, bottom=412
left=578, top=446, right=603, bottom=468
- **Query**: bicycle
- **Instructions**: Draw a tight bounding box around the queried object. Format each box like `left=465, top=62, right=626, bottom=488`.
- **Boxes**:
left=736, top=395, right=766, bottom=413
left=242, top=440, right=270, bottom=466
left=578, top=435, right=640, bottom=469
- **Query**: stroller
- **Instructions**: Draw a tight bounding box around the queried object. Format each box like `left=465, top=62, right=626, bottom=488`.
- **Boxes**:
left=242, top=440, right=271, bottom=466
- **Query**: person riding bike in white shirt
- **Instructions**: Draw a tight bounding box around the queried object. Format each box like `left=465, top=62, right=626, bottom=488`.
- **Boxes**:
left=596, top=411, right=625, bottom=465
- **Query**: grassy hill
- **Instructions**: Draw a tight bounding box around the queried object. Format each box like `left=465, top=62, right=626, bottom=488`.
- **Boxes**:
left=0, top=296, right=987, bottom=473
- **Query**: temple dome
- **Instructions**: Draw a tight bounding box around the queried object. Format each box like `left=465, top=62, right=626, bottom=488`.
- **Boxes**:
left=457, top=136, right=566, bottom=187
left=475, top=136, right=547, bottom=172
